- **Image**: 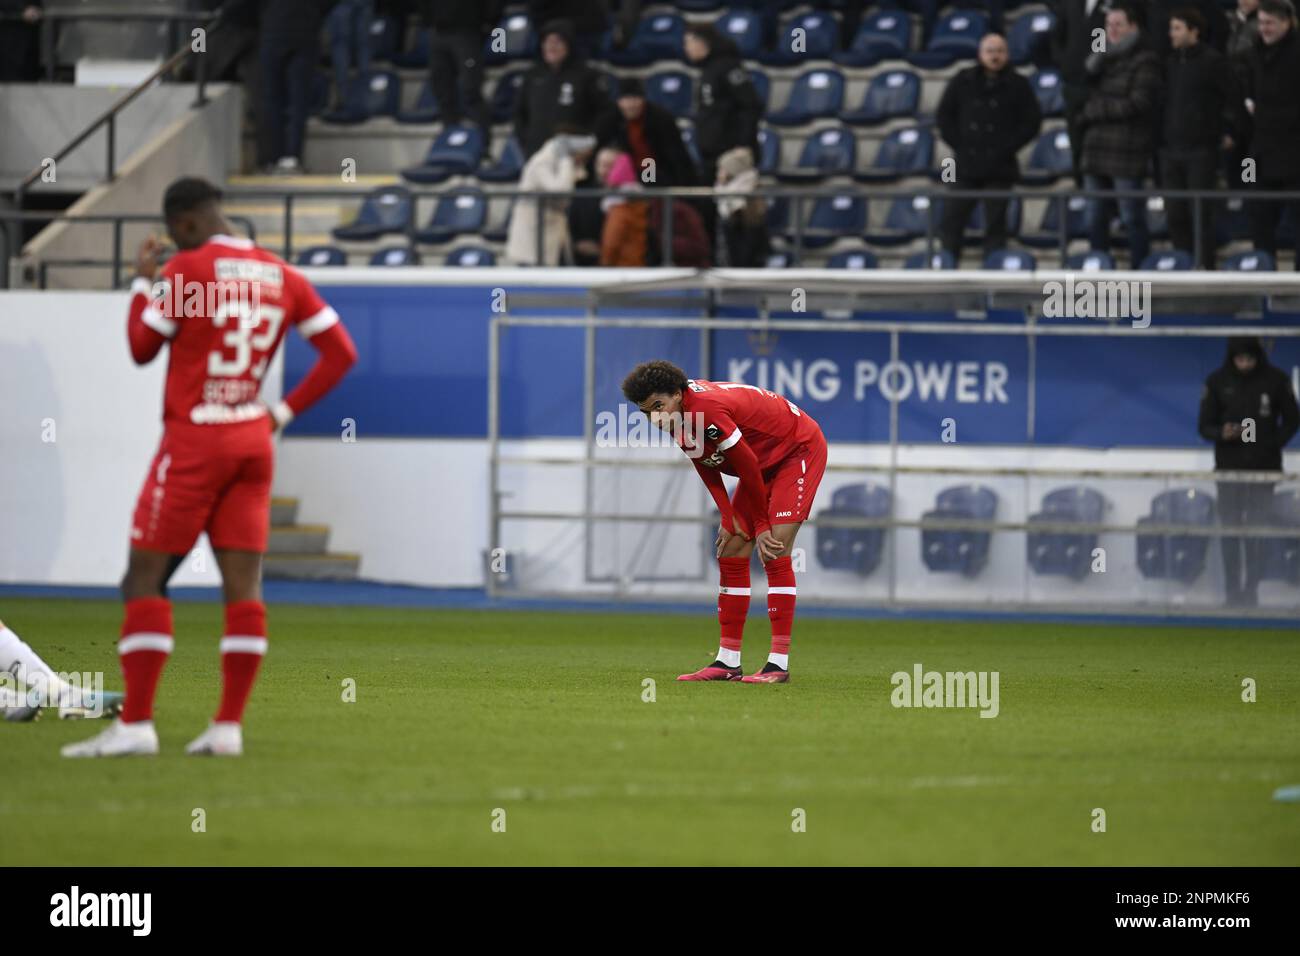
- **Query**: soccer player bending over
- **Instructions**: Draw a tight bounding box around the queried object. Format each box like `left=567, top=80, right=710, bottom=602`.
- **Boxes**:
left=63, top=178, right=357, bottom=758
left=621, top=361, right=828, bottom=683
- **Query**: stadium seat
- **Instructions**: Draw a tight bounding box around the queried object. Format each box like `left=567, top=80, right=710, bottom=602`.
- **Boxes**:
left=444, top=246, right=498, bottom=267
left=802, top=194, right=868, bottom=247
left=910, top=9, right=987, bottom=68
left=921, top=485, right=998, bottom=577
left=749, top=69, right=771, bottom=113
left=857, top=125, right=933, bottom=182
left=1064, top=250, right=1116, bottom=270
left=367, top=16, right=401, bottom=62
left=1140, top=250, right=1194, bottom=271
left=1222, top=250, right=1276, bottom=271
left=777, top=126, right=857, bottom=182
left=1027, top=486, right=1106, bottom=580
left=321, top=69, right=401, bottom=123
left=1007, top=8, right=1055, bottom=65
left=1021, top=128, right=1073, bottom=185
left=1030, top=69, right=1065, bottom=117
left=400, top=125, right=486, bottom=185
left=869, top=195, right=940, bottom=245
left=678, top=0, right=725, bottom=10
left=484, top=12, right=536, bottom=63
left=765, top=249, right=795, bottom=267
left=763, top=11, right=840, bottom=66
left=391, top=26, right=431, bottom=68
left=1216, top=197, right=1252, bottom=246
left=1023, top=194, right=1089, bottom=249
left=477, top=136, right=524, bottom=183
left=834, top=10, right=911, bottom=66
left=840, top=69, right=921, bottom=126
left=816, top=483, right=891, bottom=577
left=332, top=186, right=414, bottom=241
left=644, top=71, right=694, bottom=118
left=904, top=249, right=956, bottom=269
left=767, top=68, right=846, bottom=126
left=396, top=78, right=441, bottom=124
left=415, top=190, right=488, bottom=245
left=490, top=71, right=528, bottom=123
left=607, top=13, right=685, bottom=66
left=295, top=245, right=347, bottom=267
left=1144, top=197, right=1170, bottom=240
left=715, top=8, right=765, bottom=59
left=1260, top=489, right=1300, bottom=585
left=1136, top=489, right=1215, bottom=584
left=766, top=196, right=792, bottom=239
left=827, top=248, right=879, bottom=269
left=756, top=127, right=780, bottom=176
left=984, top=248, right=1036, bottom=270
left=369, top=246, right=421, bottom=266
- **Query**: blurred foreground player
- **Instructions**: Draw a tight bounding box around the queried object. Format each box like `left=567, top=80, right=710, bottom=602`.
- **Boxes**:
left=0, top=618, right=124, bottom=722
left=621, top=361, right=828, bottom=683
left=63, top=178, right=357, bottom=757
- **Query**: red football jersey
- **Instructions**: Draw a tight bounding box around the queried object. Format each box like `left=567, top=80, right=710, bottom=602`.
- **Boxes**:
left=137, top=235, right=337, bottom=428
left=679, top=378, right=822, bottom=472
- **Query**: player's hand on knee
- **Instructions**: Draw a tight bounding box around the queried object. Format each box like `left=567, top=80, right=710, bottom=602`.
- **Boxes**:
left=756, top=530, right=784, bottom=562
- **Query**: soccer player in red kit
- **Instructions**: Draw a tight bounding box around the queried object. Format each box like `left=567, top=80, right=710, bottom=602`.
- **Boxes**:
left=621, top=360, right=828, bottom=683
left=63, top=178, right=357, bottom=758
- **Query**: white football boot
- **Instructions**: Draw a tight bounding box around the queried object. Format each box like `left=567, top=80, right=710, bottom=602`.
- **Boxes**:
left=185, top=722, right=243, bottom=756
left=61, top=719, right=159, bottom=758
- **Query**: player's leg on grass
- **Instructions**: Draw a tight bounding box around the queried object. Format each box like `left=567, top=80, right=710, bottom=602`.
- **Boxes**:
left=678, top=513, right=759, bottom=682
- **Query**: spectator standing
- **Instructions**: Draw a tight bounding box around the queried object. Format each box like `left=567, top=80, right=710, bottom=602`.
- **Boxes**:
left=1079, top=3, right=1163, bottom=267
left=326, top=0, right=374, bottom=111
left=683, top=24, right=762, bottom=187
left=595, top=77, right=699, bottom=189
left=1226, top=0, right=1262, bottom=57
left=935, top=32, right=1041, bottom=263
left=514, top=19, right=612, bottom=158
left=1050, top=0, right=1113, bottom=186
left=714, top=146, right=769, bottom=267
left=425, top=0, right=499, bottom=139
left=258, top=0, right=330, bottom=175
left=0, top=2, right=41, bottom=82
left=1145, top=0, right=1226, bottom=54
left=1237, top=0, right=1300, bottom=267
left=597, top=148, right=648, bottom=267
left=1198, top=337, right=1299, bottom=606
left=505, top=129, right=596, bottom=266
left=1161, top=7, right=1232, bottom=268
left=528, top=1, right=612, bottom=60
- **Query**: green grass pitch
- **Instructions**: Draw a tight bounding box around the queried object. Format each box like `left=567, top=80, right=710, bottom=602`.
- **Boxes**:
left=1, top=596, right=1297, bottom=866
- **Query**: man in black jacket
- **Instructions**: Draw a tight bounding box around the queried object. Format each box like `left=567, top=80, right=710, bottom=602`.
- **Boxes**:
left=1198, top=336, right=1300, bottom=605
left=514, top=19, right=612, bottom=158
left=1236, top=0, right=1300, bottom=268
left=684, top=24, right=762, bottom=187
left=594, top=77, right=699, bottom=188
left=935, top=32, right=1042, bottom=262
left=1050, top=0, right=1113, bottom=186
left=1161, top=8, right=1233, bottom=268
left=426, top=0, right=500, bottom=137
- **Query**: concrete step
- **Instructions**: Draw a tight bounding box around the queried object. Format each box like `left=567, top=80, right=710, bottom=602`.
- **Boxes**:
left=270, top=496, right=299, bottom=527
left=263, top=553, right=361, bottom=581
left=267, top=523, right=332, bottom=555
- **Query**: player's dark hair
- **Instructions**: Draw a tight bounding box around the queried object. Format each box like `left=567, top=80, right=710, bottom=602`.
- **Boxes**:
left=163, top=177, right=223, bottom=221
left=1171, top=7, right=1205, bottom=33
left=622, top=360, right=689, bottom=404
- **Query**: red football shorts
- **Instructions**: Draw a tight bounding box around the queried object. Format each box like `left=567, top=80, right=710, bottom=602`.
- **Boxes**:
left=732, top=428, right=828, bottom=533
left=130, top=421, right=274, bottom=554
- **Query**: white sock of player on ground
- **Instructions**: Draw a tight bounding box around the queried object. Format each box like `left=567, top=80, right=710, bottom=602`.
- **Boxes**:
left=0, top=621, right=72, bottom=705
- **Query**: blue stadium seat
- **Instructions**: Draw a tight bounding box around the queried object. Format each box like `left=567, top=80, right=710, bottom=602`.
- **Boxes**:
left=921, top=485, right=998, bottom=577
left=749, top=69, right=771, bottom=113
left=1027, top=486, right=1106, bottom=580
left=1260, top=489, right=1300, bottom=585
left=295, top=245, right=347, bottom=267
left=910, top=9, right=987, bottom=68
left=391, top=27, right=431, bottom=68
left=777, top=126, right=857, bottom=182
left=767, top=68, right=846, bottom=126
left=1064, top=250, right=1116, bottom=270
left=396, top=77, right=441, bottom=124
left=490, top=70, right=527, bottom=123
left=483, top=12, right=537, bottom=64
left=1145, top=197, right=1170, bottom=240
left=1007, top=8, right=1055, bottom=65
left=368, top=246, right=421, bottom=267
left=756, top=127, right=780, bottom=175
left=332, top=186, right=414, bottom=241
left=1136, top=489, right=1215, bottom=584
left=1021, top=128, right=1073, bottom=185
left=401, top=125, right=486, bottom=185
left=678, top=0, right=725, bottom=11
left=827, top=248, right=879, bottom=269
left=835, top=9, right=911, bottom=66
left=763, top=11, right=840, bottom=65
left=607, top=13, right=685, bottom=66
left=1222, top=250, right=1276, bottom=271
left=477, top=136, right=524, bottom=183
left=840, top=69, right=921, bottom=126
left=766, top=196, right=791, bottom=239
left=444, top=246, right=498, bottom=267
left=857, top=125, right=933, bottom=182
left=984, top=248, right=1036, bottom=270
left=1030, top=69, right=1065, bottom=117
left=321, top=69, right=401, bottom=123
left=1140, top=250, right=1194, bottom=271
left=816, top=483, right=891, bottom=576
left=869, top=194, right=940, bottom=245
left=367, top=16, right=400, bottom=62
left=766, top=249, right=795, bottom=268
left=904, top=249, right=956, bottom=269
left=644, top=71, right=694, bottom=117
left=1023, top=194, right=1089, bottom=248
left=715, top=8, right=765, bottom=59
left=802, top=194, right=868, bottom=247
left=415, top=190, right=488, bottom=245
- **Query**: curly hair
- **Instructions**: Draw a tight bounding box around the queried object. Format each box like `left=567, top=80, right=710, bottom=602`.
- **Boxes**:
left=621, top=360, right=689, bottom=404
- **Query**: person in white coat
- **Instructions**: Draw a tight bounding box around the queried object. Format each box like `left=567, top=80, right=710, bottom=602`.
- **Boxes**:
left=505, top=130, right=597, bottom=266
